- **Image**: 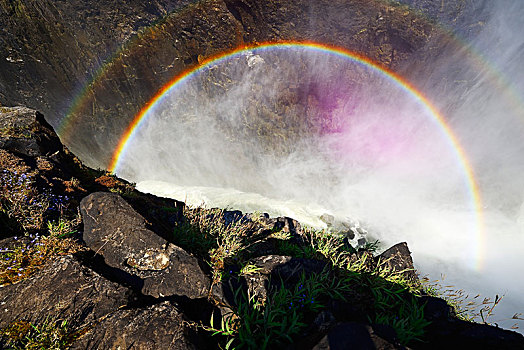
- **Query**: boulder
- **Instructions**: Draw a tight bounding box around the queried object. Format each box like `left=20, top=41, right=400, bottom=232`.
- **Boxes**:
left=0, top=107, right=62, bottom=158
left=70, top=301, right=200, bottom=350
left=419, top=296, right=524, bottom=349
left=80, top=192, right=210, bottom=299
left=0, top=255, right=128, bottom=330
left=241, top=255, right=327, bottom=304
left=376, top=242, right=418, bottom=284
left=312, top=322, right=399, bottom=350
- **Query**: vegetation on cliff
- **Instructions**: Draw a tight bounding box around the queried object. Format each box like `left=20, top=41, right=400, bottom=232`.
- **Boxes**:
left=0, top=107, right=523, bottom=349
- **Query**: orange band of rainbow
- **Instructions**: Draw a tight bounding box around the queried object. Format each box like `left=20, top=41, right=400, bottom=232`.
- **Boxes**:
left=108, top=40, right=485, bottom=269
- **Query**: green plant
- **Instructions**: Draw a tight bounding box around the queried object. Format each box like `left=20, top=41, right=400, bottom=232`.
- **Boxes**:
left=206, top=271, right=354, bottom=349
left=276, top=239, right=317, bottom=259
left=1, top=170, right=49, bottom=231
left=239, top=263, right=262, bottom=276
left=420, top=275, right=520, bottom=327
left=172, top=206, right=261, bottom=281
left=47, top=216, right=79, bottom=238
left=0, top=317, right=78, bottom=349
left=0, top=223, right=83, bottom=285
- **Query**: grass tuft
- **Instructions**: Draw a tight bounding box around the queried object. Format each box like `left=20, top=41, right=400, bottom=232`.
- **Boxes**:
left=0, top=216, right=83, bottom=286
left=0, top=317, right=79, bottom=349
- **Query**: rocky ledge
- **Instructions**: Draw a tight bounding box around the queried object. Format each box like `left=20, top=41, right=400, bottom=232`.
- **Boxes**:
left=1, top=107, right=523, bottom=349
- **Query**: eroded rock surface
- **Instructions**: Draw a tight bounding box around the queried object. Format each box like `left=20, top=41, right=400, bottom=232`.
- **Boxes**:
left=375, top=242, right=418, bottom=283
left=80, top=192, right=210, bottom=298
left=0, top=256, right=127, bottom=330
left=70, top=301, right=200, bottom=350
left=312, top=322, right=399, bottom=350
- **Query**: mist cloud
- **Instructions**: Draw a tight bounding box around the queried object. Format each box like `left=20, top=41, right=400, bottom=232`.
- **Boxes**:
left=119, top=1, right=524, bottom=331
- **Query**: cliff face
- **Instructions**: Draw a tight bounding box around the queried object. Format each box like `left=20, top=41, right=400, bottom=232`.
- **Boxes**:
left=0, top=0, right=439, bottom=168
left=0, top=0, right=174, bottom=108
left=0, top=0, right=493, bottom=169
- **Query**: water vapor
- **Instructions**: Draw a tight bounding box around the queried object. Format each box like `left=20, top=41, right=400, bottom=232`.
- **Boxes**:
left=119, top=1, right=524, bottom=331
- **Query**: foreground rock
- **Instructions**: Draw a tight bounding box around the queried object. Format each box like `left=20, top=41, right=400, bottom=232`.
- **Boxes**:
left=70, top=301, right=200, bottom=350
left=312, top=322, right=398, bottom=350
left=80, top=192, right=210, bottom=298
left=0, top=256, right=127, bottom=330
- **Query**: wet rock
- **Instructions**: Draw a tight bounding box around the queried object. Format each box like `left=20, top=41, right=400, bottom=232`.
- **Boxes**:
left=375, top=242, right=418, bottom=283
left=320, top=213, right=335, bottom=226
left=70, top=301, right=200, bottom=350
left=0, top=255, right=127, bottom=329
left=0, top=107, right=62, bottom=158
left=241, top=255, right=327, bottom=304
left=80, top=192, right=210, bottom=299
left=312, top=322, right=399, bottom=350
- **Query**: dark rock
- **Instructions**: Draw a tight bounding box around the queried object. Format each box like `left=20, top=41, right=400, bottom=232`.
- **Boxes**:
left=418, top=296, right=524, bottom=349
left=0, top=255, right=128, bottom=329
left=289, top=310, right=338, bottom=349
left=70, top=301, right=200, bottom=350
left=421, top=318, right=524, bottom=350
left=80, top=192, right=210, bottom=299
left=371, top=323, right=400, bottom=347
left=0, top=0, right=441, bottom=169
left=240, top=255, right=327, bottom=305
left=376, top=242, right=418, bottom=283
left=0, top=107, right=62, bottom=158
left=312, top=322, right=398, bottom=350
left=274, top=216, right=302, bottom=236
left=419, top=295, right=455, bottom=321
left=327, top=300, right=368, bottom=324
left=223, top=210, right=245, bottom=226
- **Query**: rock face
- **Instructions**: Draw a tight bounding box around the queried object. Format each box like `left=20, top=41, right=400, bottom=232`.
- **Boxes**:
left=0, top=106, right=62, bottom=158
left=70, top=301, right=199, bottom=350
left=80, top=192, right=210, bottom=298
left=375, top=242, right=418, bottom=283
left=0, top=0, right=454, bottom=169
left=0, top=256, right=127, bottom=330
left=312, top=322, right=398, bottom=350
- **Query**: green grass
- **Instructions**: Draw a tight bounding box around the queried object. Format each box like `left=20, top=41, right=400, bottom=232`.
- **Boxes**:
left=184, top=210, right=433, bottom=347
left=0, top=216, right=83, bottom=286
left=172, top=206, right=263, bottom=281
left=207, top=271, right=354, bottom=350
left=0, top=317, right=80, bottom=349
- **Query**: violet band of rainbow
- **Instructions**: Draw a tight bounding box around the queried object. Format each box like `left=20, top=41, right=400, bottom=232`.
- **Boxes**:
left=108, top=40, right=485, bottom=269
left=57, top=3, right=524, bottom=144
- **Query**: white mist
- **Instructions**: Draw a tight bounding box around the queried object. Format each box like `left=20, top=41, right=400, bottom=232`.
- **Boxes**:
left=117, top=1, right=524, bottom=331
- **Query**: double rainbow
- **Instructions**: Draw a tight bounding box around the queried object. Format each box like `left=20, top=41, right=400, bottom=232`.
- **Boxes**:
left=106, top=41, right=485, bottom=269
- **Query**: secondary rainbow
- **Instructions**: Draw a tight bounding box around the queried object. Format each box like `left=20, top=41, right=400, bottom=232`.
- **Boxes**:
left=108, top=41, right=486, bottom=269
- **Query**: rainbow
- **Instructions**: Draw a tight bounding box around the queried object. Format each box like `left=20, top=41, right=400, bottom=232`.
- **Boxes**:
left=58, top=1, right=524, bottom=147
left=107, top=40, right=485, bottom=268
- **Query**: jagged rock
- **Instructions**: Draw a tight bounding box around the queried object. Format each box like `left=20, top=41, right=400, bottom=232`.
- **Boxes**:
left=0, top=107, right=62, bottom=158
left=418, top=295, right=524, bottom=350
left=80, top=192, right=210, bottom=298
left=375, top=242, right=418, bottom=283
left=0, top=255, right=128, bottom=329
left=70, top=301, right=200, bottom=350
left=311, top=322, right=399, bottom=350
left=241, top=255, right=327, bottom=304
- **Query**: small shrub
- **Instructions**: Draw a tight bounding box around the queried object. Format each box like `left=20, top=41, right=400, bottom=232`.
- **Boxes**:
left=1, top=170, right=49, bottom=231
left=0, top=318, right=77, bottom=349
left=207, top=271, right=353, bottom=349
left=0, top=217, right=83, bottom=285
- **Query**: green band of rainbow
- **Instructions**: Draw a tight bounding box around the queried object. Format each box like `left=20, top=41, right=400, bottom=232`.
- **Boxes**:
left=108, top=40, right=485, bottom=269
